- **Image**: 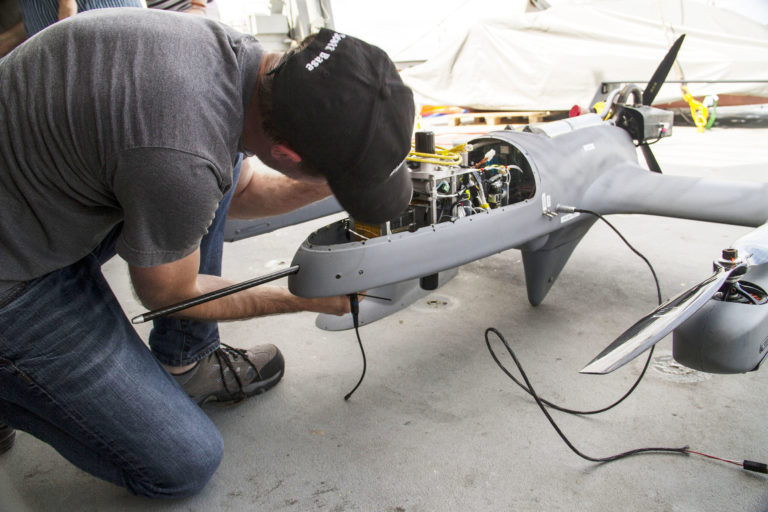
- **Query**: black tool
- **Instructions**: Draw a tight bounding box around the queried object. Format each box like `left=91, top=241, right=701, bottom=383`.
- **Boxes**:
left=131, top=265, right=300, bottom=324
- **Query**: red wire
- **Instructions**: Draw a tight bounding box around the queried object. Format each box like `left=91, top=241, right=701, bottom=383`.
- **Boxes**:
left=685, top=449, right=741, bottom=466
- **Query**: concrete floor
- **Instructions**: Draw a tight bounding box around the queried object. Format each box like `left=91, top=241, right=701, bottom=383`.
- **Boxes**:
left=1, top=125, right=768, bottom=511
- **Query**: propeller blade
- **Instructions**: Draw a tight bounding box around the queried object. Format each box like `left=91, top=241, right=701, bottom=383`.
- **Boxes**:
left=640, top=144, right=662, bottom=174
left=580, top=265, right=734, bottom=374
left=732, top=223, right=768, bottom=266
left=642, top=34, right=686, bottom=106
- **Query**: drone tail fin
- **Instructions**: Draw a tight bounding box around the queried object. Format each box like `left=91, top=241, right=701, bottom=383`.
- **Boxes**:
left=521, top=217, right=597, bottom=306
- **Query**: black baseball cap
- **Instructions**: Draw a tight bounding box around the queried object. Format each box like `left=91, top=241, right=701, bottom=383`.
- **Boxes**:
left=270, top=29, right=415, bottom=224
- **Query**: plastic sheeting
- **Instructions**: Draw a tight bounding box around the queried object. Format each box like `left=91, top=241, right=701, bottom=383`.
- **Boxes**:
left=401, top=0, right=768, bottom=111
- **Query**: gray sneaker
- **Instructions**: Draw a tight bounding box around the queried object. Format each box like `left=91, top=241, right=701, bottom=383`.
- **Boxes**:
left=173, top=343, right=284, bottom=405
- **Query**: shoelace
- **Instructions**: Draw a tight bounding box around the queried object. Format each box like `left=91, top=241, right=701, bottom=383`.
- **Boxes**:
left=212, top=343, right=261, bottom=402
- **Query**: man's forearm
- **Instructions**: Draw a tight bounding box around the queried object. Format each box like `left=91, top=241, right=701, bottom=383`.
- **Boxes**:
left=131, top=257, right=350, bottom=322
left=228, top=165, right=333, bottom=219
left=169, top=275, right=348, bottom=321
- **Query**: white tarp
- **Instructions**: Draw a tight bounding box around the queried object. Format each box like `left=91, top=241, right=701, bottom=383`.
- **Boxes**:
left=401, top=0, right=768, bottom=111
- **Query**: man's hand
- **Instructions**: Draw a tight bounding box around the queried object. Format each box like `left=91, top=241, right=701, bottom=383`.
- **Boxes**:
left=306, top=295, right=351, bottom=316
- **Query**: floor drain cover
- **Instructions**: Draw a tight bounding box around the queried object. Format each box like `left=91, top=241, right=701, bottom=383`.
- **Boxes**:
left=426, top=299, right=449, bottom=308
left=651, top=353, right=711, bottom=383
left=413, top=294, right=455, bottom=312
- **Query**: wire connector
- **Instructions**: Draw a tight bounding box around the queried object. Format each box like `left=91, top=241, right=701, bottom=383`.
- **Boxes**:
left=743, top=460, right=768, bottom=474
left=348, top=293, right=360, bottom=327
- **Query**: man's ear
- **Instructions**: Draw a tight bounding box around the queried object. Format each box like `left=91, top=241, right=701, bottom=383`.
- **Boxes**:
left=270, top=143, right=302, bottom=164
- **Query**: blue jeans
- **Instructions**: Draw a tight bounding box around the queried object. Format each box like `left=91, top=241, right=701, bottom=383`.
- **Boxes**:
left=149, top=153, right=242, bottom=366
left=0, top=155, right=242, bottom=498
left=19, top=0, right=144, bottom=36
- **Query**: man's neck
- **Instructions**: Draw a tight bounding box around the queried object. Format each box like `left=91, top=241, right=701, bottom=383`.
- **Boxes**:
left=241, top=52, right=282, bottom=158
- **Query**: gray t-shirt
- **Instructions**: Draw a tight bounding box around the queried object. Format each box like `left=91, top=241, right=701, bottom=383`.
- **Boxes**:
left=0, top=9, right=263, bottom=291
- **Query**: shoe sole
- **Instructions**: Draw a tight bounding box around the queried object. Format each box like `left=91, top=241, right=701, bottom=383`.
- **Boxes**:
left=0, top=428, right=16, bottom=455
left=196, top=350, right=285, bottom=407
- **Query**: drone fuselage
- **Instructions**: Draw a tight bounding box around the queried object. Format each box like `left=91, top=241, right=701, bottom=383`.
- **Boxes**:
left=287, top=115, right=768, bottom=374
left=288, top=116, right=768, bottom=302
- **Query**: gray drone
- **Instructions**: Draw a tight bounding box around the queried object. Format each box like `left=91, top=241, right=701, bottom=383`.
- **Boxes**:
left=138, top=35, right=768, bottom=377
left=285, top=35, right=768, bottom=376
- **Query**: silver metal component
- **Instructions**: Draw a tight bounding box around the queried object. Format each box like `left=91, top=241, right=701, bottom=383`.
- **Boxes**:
left=430, top=175, right=438, bottom=225
left=600, top=88, right=622, bottom=119
left=541, top=193, right=557, bottom=218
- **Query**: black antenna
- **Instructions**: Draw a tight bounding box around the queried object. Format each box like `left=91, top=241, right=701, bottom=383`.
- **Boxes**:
left=131, top=265, right=300, bottom=323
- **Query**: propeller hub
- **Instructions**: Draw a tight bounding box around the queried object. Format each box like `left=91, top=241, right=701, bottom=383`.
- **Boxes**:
left=722, top=248, right=739, bottom=261
left=716, top=247, right=747, bottom=277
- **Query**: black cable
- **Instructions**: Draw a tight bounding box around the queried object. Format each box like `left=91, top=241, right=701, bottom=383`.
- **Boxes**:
left=485, top=327, right=690, bottom=463
left=575, top=209, right=662, bottom=305
left=344, top=294, right=366, bottom=401
left=484, top=208, right=694, bottom=463
left=491, top=209, right=662, bottom=415
left=487, top=341, right=655, bottom=416
left=488, top=326, right=768, bottom=472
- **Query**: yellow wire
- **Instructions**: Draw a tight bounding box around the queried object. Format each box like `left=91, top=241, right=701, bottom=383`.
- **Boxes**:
left=407, top=143, right=465, bottom=166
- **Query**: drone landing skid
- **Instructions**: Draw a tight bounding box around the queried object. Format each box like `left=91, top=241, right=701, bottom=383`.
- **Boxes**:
left=315, top=268, right=459, bottom=331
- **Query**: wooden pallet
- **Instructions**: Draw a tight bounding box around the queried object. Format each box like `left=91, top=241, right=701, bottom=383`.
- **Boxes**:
left=447, top=111, right=552, bottom=126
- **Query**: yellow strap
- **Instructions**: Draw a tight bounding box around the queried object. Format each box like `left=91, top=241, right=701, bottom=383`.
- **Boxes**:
left=681, top=86, right=709, bottom=133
